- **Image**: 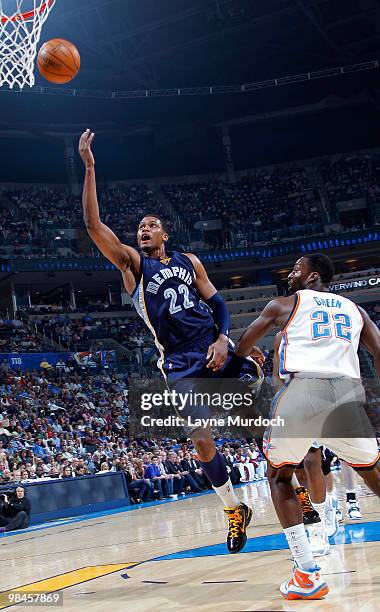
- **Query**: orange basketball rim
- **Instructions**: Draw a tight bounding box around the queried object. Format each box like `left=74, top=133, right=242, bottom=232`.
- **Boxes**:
left=0, top=0, right=57, bottom=89
left=0, top=0, right=55, bottom=23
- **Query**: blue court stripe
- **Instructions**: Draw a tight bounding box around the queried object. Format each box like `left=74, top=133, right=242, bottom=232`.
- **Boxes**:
left=154, top=521, right=380, bottom=561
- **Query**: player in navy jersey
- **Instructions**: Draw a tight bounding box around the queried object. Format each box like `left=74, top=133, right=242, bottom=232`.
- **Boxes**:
left=79, top=129, right=264, bottom=553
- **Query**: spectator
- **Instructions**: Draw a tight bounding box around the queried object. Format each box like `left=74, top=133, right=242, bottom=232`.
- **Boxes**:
left=173, top=456, right=202, bottom=494
left=48, top=467, right=60, bottom=479
left=75, top=466, right=87, bottom=477
left=35, top=466, right=47, bottom=479
left=0, top=487, right=31, bottom=532
left=234, top=446, right=256, bottom=483
left=124, top=465, right=152, bottom=503
left=144, top=456, right=165, bottom=500
left=180, top=452, right=208, bottom=490
left=98, top=461, right=110, bottom=473
left=221, top=447, right=241, bottom=485
left=61, top=466, right=73, bottom=479
left=12, top=469, right=22, bottom=483
left=20, top=470, right=30, bottom=482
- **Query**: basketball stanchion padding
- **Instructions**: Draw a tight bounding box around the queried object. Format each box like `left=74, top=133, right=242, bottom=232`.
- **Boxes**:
left=0, top=0, right=56, bottom=89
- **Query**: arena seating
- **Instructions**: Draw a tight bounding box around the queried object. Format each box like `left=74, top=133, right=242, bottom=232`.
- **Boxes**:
left=29, top=313, right=154, bottom=354
left=163, top=167, right=324, bottom=246
left=0, top=366, right=266, bottom=500
left=0, top=293, right=377, bottom=505
left=0, top=184, right=169, bottom=259
left=318, top=152, right=379, bottom=226
left=0, top=315, right=52, bottom=353
left=319, top=153, right=378, bottom=204
left=0, top=149, right=378, bottom=257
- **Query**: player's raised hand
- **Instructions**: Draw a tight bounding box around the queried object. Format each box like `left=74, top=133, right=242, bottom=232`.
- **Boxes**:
left=79, top=129, right=95, bottom=168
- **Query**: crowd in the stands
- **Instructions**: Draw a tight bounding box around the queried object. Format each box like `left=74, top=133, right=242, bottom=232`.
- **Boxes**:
left=0, top=367, right=267, bottom=504
left=163, top=167, right=324, bottom=246
left=0, top=317, right=52, bottom=353
left=319, top=153, right=379, bottom=204
left=20, top=299, right=132, bottom=315
left=0, top=150, right=378, bottom=257
left=31, top=313, right=153, bottom=353
left=0, top=299, right=378, bottom=506
left=0, top=184, right=168, bottom=259
left=0, top=188, right=78, bottom=258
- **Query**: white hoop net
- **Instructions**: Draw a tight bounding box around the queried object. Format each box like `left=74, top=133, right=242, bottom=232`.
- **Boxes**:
left=0, top=0, right=56, bottom=89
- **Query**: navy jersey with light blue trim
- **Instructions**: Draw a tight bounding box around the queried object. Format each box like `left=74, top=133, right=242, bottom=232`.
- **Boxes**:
left=132, top=252, right=215, bottom=355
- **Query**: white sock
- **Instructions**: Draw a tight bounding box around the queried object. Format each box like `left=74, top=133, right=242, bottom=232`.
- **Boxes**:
left=292, top=473, right=300, bottom=488
left=326, top=491, right=337, bottom=507
left=284, top=523, right=316, bottom=572
left=312, top=501, right=325, bottom=522
left=311, top=501, right=327, bottom=540
left=213, top=478, right=240, bottom=508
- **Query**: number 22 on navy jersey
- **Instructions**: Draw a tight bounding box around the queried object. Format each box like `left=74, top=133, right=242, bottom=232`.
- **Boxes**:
left=132, top=252, right=215, bottom=356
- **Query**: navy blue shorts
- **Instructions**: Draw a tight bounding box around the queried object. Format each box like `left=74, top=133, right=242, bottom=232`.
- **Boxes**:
left=163, top=333, right=258, bottom=381
left=162, top=333, right=263, bottom=434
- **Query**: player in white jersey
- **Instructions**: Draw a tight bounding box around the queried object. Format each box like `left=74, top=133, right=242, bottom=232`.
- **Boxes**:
left=235, top=253, right=380, bottom=601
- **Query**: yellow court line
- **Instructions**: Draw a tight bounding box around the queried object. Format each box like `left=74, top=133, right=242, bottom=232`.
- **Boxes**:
left=0, top=563, right=138, bottom=609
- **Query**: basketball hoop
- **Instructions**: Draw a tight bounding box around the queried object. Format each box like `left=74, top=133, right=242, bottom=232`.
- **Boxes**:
left=0, top=0, right=56, bottom=89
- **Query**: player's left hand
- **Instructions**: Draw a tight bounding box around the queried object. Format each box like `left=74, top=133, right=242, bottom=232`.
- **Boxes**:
left=206, top=336, right=229, bottom=372
left=249, top=346, right=265, bottom=367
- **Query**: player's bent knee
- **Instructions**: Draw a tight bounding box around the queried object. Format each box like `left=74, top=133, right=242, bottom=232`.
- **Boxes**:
left=267, top=463, right=294, bottom=485
left=304, top=455, right=321, bottom=475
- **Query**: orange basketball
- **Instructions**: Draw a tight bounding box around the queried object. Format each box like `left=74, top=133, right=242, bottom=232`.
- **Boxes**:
left=37, top=38, right=80, bottom=84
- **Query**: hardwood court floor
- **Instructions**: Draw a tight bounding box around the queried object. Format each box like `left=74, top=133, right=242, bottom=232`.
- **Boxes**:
left=0, top=473, right=379, bottom=611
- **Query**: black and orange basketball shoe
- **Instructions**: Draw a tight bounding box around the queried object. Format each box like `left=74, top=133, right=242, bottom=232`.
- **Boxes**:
left=296, top=486, right=320, bottom=525
left=224, top=502, right=253, bottom=553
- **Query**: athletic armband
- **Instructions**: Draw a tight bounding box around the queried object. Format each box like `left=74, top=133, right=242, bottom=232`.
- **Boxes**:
left=205, top=293, right=231, bottom=338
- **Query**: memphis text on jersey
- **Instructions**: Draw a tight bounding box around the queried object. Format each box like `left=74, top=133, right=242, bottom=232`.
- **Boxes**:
left=146, top=265, right=193, bottom=295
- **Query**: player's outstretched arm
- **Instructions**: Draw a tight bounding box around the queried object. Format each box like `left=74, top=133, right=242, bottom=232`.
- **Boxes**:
left=234, top=301, right=280, bottom=357
left=358, top=306, right=380, bottom=377
left=78, top=129, right=140, bottom=277
left=234, top=297, right=295, bottom=357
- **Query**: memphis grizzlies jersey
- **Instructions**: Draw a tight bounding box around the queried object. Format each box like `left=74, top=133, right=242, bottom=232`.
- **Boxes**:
left=279, top=289, right=363, bottom=379
left=132, top=252, right=215, bottom=356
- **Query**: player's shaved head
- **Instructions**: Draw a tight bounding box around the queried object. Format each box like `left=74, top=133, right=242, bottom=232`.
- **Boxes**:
left=305, top=253, right=335, bottom=285
left=288, top=253, right=335, bottom=291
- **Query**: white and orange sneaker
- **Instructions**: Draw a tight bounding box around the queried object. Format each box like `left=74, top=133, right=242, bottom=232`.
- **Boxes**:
left=280, top=566, right=329, bottom=600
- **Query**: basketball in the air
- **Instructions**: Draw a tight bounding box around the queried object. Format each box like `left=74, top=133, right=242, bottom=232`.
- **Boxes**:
left=37, top=38, right=80, bottom=84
